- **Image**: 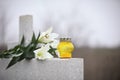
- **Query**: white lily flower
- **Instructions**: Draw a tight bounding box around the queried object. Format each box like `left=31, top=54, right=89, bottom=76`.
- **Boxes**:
left=33, top=46, right=53, bottom=60
left=38, top=27, right=59, bottom=43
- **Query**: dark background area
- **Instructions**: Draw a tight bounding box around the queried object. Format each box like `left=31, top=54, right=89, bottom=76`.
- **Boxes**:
left=73, top=47, right=120, bottom=80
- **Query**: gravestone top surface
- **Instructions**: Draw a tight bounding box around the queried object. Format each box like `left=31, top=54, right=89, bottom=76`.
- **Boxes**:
left=0, top=58, right=84, bottom=80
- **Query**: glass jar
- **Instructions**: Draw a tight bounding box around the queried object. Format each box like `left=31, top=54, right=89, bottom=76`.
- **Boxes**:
left=57, top=38, right=74, bottom=58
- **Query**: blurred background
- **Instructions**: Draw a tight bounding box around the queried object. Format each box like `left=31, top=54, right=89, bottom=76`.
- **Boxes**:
left=0, top=0, right=120, bottom=80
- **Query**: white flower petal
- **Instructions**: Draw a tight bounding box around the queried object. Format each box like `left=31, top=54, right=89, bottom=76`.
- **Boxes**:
left=50, top=40, right=59, bottom=48
left=43, top=52, right=53, bottom=59
left=38, top=27, right=59, bottom=44
left=50, top=33, right=59, bottom=38
left=45, top=27, right=53, bottom=34
left=33, top=45, right=53, bottom=59
left=42, top=45, right=50, bottom=51
left=33, top=48, right=41, bottom=54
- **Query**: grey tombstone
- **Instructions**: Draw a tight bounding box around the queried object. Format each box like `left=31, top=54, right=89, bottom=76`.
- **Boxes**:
left=7, top=15, right=33, bottom=49
left=0, top=58, right=84, bottom=80
left=19, top=15, right=33, bottom=44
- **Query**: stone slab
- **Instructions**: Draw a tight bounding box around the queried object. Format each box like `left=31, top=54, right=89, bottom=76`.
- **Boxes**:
left=0, top=58, right=84, bottom=80
left=19, top=15, right=33, bottom=43
left=7, top=15, right=33, bottom=49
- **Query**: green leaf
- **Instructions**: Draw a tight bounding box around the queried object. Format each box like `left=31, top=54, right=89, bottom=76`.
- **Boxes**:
left=0, top=50, right=13, bottom=58
left=25, top=52, right=35, bottom=60
left=36, top=32, right=40, bottom=41
left=32, top=32, right=40, bottom=45
left=1, top=32, right=41, bottom=69
left=17, top=53, right=25, bottom=62
left=31, top=32, right=36, bottom=43
left=24, top=43, right=35, bottom=59
left=3, top=54, right=13, bottom=58
left=48, top=46, right=58, bottom=57
left=0, top=53, right=5, bottom=58
left=6, top=57, right=20, bottom=69
left=20, top=35, right=25, bottom=45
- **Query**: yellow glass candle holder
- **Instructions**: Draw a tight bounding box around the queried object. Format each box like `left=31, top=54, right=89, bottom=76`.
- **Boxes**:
left=57, top=38, right=74, bottom=58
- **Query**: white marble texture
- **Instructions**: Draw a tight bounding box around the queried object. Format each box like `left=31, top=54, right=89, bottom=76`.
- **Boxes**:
left=0, top=58, right=84, bottom=80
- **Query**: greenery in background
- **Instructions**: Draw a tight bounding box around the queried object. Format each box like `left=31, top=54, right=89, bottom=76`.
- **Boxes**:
left=0, top=33, right=58, bottom=69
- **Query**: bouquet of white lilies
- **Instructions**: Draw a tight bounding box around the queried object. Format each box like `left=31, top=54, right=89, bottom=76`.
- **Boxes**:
left=0, top=27, right=59, bottom=69
left=34, top=27, right=59, bottom=60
